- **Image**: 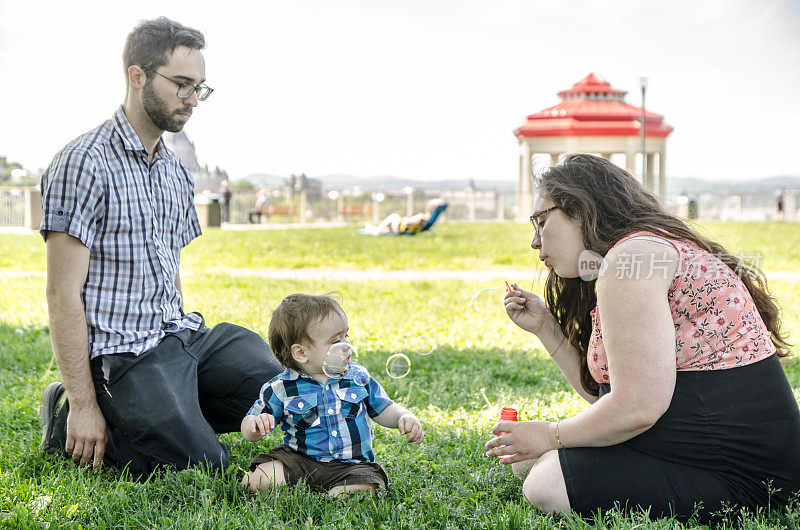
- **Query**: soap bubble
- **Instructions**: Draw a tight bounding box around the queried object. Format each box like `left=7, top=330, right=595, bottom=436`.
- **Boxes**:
left=385, top=353, right=411, bottom=379
left=470, top=285, right=506, bottom=314
left=323, top=342, right=357, bottom=378
left=352, top=369, right=369, bottom=386
left=414, top=334, right=435, bottom=356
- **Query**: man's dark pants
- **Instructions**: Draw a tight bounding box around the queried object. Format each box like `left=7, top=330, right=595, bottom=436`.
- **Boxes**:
left=86, top=317, right=282, bottom=476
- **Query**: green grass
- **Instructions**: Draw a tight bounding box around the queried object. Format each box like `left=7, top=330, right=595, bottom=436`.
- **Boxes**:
left=1, top=221, right=800, bottom=528
left=5, top=221, right=799, bottom=273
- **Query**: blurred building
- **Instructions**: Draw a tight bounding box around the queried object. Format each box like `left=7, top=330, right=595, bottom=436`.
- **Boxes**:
left=284, top=173, right=322, bottom=200
left=164, top=131, right=229, bottom=192
left=164, top=131, right=201, bottom=172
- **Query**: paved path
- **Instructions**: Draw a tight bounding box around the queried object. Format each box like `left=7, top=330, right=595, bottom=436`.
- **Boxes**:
left=204, top=267, right=542, bottom=281
left=2, top=268, right=799, bottom=282
left=210, top=268, right=800, bottom=282
left=6, top=267, right=800, bottom=282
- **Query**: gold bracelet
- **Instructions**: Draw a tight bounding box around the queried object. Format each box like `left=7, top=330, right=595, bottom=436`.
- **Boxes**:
left=554, top=420, right=566, bottom=449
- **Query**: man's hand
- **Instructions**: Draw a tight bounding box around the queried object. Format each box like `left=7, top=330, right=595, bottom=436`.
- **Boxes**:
left=65, top=403, right=108, bottom=470
left=398, top=413, right=424, bottom=444
left=45, top=231, right=105, bottom=469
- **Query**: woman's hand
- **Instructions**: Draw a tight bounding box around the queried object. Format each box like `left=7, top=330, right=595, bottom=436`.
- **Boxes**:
left=504, top=284, right=554, bottom=336
left=484, top=420, right=557, bottom=464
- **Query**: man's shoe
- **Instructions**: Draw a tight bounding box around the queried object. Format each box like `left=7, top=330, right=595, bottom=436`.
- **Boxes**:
left=39, top=382, right=68, bottom=455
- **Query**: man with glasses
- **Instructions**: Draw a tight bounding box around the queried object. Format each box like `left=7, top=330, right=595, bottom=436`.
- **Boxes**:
left=38, top=17, right=282, bottom=476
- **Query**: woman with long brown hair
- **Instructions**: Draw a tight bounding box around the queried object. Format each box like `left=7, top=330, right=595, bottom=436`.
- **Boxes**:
left=485, top=154, right=800, bottom=522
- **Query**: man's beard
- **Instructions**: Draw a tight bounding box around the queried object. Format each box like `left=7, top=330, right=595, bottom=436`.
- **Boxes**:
left=142, top=80, right=189, bottom=133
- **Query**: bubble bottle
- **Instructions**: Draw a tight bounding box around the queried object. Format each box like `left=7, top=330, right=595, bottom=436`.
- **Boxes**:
left=498, top=407, right=518, bottom=433
left=496, top=407, right=518, bottom=459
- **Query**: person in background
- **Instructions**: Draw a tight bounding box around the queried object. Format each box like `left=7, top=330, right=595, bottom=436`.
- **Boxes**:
left=363, top=198, right=444, bottom=235
left=219, top=180, right=232, bottom=223
left=248, top=189, right=270, bottom=224
left=777, top=186, right=786, bottom=221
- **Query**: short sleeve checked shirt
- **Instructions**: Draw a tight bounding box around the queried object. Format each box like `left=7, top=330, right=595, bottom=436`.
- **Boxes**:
left=39, top=106, right=203, bottom=359
left=247, top=363, right=394, bottom=463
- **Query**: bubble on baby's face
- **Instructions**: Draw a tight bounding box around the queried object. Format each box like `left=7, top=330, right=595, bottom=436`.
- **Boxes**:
left=385, top=353, right=411, bottom=379
left=322, top=342, right=357, bottom=378
left=414, top=334, right=435, bottom=356
left=470, top=285, right=506, bottom=314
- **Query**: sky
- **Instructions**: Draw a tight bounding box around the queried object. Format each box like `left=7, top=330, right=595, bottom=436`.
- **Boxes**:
left=1, top=0, right=799, bottom=183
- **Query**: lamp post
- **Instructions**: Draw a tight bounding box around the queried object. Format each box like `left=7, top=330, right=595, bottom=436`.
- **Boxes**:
left=328, top=190, right=343, bottom=222
left=640, top=77, right=648, bottom=184
left=403, top=186, right=414, bottom=216
left=371, top=192, right=385, bottom=224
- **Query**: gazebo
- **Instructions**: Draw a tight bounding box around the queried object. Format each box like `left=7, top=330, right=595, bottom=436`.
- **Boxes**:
left=513, top=73, right=674, bottom=221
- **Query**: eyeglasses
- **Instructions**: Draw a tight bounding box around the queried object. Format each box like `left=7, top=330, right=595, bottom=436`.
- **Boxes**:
left=529, top=205, right=559, bottom=237
left=141, top=65, right=214, bottom=101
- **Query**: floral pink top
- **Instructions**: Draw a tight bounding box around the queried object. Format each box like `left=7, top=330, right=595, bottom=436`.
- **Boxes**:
left=587, top=231, right=775, bottom=385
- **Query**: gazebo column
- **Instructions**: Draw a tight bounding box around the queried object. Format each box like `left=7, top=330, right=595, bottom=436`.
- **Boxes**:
left=516, top=142, right=533, bottom=221
left=645, top=154, right=656, bottom=193
left=658, top=151, right=667, bottom=200
left=625, top=152, right=637, bottom=177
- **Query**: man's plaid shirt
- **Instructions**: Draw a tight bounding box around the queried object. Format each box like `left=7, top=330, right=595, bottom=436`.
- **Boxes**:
left=39, top=106, right=203, bottom=358
left=247, top=363, right=394, bottom=463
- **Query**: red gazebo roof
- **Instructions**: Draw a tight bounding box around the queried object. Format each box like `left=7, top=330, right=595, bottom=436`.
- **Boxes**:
left=515, top=73, right=673, bottom=138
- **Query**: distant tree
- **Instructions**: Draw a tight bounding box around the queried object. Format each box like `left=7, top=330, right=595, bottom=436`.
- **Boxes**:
left=0, top=157, right=25, bottom=186
left=230, top=180, right=255, bottom=192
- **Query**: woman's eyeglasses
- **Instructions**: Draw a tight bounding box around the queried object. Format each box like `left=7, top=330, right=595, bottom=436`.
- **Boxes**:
left=529, top=205, right=559, bottom=237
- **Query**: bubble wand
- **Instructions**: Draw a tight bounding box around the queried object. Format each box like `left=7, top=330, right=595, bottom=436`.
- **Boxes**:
left=479, top=387, right=494, bottom=409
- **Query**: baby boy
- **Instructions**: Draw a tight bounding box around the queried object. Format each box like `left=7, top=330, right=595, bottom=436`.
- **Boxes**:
left=240, top=293, right=423, bottom=496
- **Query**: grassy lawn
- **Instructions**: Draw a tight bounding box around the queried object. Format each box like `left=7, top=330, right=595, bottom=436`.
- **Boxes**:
left=5, top=221, right=800, bottom=273
left=1, top=221, right=799, bottom=528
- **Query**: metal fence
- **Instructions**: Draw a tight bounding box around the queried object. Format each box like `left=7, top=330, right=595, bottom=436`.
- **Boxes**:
left=0, top=190, right=25, bottom=227
left=228, top=188, right=514, bottom=225
left=3, top=186, right=798, bottom=229
left=0, top=186, right=514, bottom=229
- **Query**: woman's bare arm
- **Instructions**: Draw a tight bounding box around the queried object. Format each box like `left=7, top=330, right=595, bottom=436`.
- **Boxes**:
left=555, top=240, right=679, bottom=447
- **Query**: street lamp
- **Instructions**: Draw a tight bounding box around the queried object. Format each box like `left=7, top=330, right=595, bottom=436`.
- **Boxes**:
left=403, top=186, right=414, bottom=216
left=640, top=77, right=648, bottom=183
left=371, top=193, right=385, bottom=224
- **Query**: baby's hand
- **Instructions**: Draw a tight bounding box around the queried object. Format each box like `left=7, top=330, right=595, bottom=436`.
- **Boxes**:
left=397, top=413, right=424, bottom=444
left=250, top=413, right=275, bottom=436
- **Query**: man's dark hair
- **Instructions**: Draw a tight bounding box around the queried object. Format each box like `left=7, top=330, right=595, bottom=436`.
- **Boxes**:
left=123, top=17, right=205, bottom=76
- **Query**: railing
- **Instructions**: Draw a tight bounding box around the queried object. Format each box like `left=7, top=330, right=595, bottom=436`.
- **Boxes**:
left=0, top=189, right=27, bottom=227
left=228, top=189, right=514, bottom=225
left=229, top=194, right=255, bottom=225
left=3, top=186, right=798, bottom=229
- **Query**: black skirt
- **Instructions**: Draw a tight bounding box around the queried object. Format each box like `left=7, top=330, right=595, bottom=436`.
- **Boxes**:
left=559, top=354, right=800, bottom=522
